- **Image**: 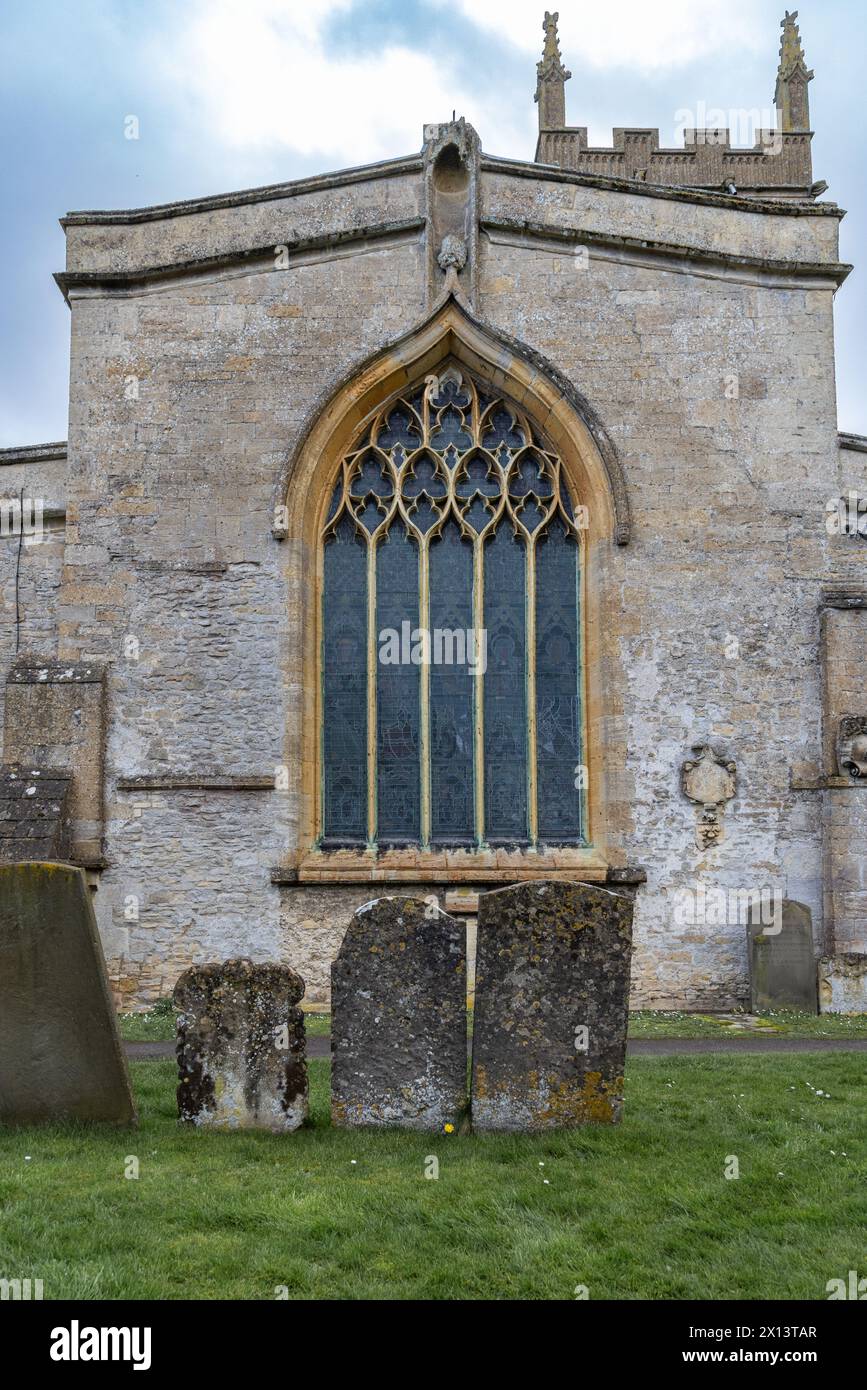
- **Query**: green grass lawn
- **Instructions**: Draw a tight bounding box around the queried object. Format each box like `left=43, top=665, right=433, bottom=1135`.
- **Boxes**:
left=1, top=1054, right=864, bottom=1300
left=118, top=1005, right=867, bottom=1044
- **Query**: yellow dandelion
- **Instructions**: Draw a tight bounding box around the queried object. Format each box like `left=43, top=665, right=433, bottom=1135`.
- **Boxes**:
left=444, top=1122, right=454, bottom=1134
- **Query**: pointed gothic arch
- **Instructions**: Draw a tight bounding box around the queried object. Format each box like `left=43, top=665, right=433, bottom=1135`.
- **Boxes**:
left=276, top=296, right=627, bottom=880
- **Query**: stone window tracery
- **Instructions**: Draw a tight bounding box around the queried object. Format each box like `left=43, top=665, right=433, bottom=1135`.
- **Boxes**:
left=320, top=363, right=586, bottom=850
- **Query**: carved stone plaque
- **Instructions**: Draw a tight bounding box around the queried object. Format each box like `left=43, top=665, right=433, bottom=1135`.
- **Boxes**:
left=681, top=744, right=737, bottom=850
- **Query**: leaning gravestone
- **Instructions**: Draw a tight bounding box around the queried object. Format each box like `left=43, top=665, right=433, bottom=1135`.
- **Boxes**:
left=748, top=900, right=817, bottom=1013
left=331, top=896, right=466, bottom=1129
left=0, top=862, right=137, bottom=1125
left=471, top=880, right=634, bottom=1131
left=174, top=959, right=308, bottom=1131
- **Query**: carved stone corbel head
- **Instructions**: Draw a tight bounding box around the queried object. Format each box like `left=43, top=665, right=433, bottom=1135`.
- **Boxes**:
left=681, top=744, right=737, bottom=851
left=837, top=716, right=867, bottom=779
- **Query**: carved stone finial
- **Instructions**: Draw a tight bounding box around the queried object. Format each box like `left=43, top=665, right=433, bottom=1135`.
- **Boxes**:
left=774, top=10, right=813, bottom=132
left=681, top=744, right=737, bottom=851
left=535, top=11, right=571, bottom=131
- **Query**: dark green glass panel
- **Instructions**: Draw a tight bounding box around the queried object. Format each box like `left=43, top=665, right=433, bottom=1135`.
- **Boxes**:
left=455, top=452, right=500, bottom=497
left=429, top=524, right=475, bottom=845
left=483, top=524, right=528, bottom=842
left=349, top=450, right=394, bottom=499
left=322, top=517, right=368, bottom=844
left=377, top=407, right=419, bottom=452
left=430, top=406, right=472, bottom=453
left=536, top=524, right=583, bottom=843
left=509, top=451, right=553, bottom=497
left=481, top=406, right=526, bottom=451
left=402, top=453, right=447, bottom=497
left=376, top=525, right=420, bottom=843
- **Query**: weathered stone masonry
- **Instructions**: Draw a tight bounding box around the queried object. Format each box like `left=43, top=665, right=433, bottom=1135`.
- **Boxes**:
left=2, top=13, right=865, bottom=1010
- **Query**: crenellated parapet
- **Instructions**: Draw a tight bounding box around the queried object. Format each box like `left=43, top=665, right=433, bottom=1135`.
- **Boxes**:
left=535, top=12, right=820, bottom=201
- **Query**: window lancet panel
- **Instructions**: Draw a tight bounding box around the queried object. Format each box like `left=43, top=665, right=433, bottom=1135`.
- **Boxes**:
left=320, top=365, right=586, bottom=850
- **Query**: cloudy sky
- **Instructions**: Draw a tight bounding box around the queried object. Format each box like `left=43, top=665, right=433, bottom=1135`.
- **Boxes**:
left=1, top=0, right=864, bottom=444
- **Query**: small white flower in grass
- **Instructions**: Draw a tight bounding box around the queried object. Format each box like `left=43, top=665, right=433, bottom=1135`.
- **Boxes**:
left=539, top=1161, right=544, bottom=1167
left=830, top=1150, right=836, bottom=1155
left=24, top=1156, right=31, bottom=1162
left=350, top=1159, right=357, bottom=1165
left=543, top=1179, right=550, bottom=1185
left=777, top=1171, right=785, bottom=1177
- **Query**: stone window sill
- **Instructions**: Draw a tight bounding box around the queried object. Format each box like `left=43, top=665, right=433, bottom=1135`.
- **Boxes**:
left=272, top=847, right=645, bottom=887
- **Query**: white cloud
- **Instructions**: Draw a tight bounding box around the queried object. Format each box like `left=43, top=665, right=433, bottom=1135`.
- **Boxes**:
left=154, top=0, right=529, bottom=168
left=440, top=0, right=768, bottom=71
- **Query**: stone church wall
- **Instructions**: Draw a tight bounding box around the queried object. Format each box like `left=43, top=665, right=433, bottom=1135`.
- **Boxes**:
left=6, top=155, right=858, bottom=1010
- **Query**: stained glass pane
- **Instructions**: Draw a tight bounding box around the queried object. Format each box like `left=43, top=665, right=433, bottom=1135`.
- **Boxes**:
left=377, top=405, right=420, bottom=452
left=322, top=518, right=368, bottom=843
left=401, top=453, right=447, bottom=498
left=536, top=525, right=583, bottom=842
left=429, top=524, right=475, bottom=844
left=321, top=364, right=586, bottom=852
left=483, top=524, right=528, bottom=842
left=430, top=407, right=472, bottom=453
left=376, top=525, right=421, bottom=842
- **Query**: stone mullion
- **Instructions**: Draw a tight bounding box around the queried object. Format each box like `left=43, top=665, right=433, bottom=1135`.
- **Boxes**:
left=418, top=535, right=431, bottom=849
left=365, top=536, right=377, bottom=846
left=526, top=533, right=538, bottom=845
left=472, top=535, right=485, bottom=847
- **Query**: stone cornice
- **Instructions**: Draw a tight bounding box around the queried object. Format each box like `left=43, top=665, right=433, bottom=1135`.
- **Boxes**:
left=56, top=147, right=843, bottom=234
left=839, top=431, right=867, bottom=453
left=60, top=154, right=424, bottom=226
left=482, top=215, right=852, bottom=286
left=54, top=217, right=425, bottom=302
left=0, top=442, right=67, bottom=465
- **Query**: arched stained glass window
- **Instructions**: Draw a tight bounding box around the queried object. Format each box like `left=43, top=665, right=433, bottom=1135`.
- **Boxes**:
left=320, top=365, right=586, bottom=849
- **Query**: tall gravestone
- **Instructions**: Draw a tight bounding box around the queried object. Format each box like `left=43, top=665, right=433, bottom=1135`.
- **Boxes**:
left=748, top=900, right=817, bottom=1013
left=0, top=862, right=137, bottom=1126
left=331, top=896, right=466, bottom=1130
left=471, top=880, right=634, bottom=1131
left=174, top=959, right=308, bottom=1131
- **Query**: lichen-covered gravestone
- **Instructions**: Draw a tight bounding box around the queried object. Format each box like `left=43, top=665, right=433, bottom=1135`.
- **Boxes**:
left=331, top=896, right=466, bottom=1129
left=174, top=959, right=308, bottom=1131
left=471, top=880, right=634, bottom=1131
left=0, top=862, right=136, bottom=1126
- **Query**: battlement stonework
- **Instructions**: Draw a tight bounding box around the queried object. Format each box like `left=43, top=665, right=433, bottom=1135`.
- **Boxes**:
left=535, top=11, right=819, bottom=200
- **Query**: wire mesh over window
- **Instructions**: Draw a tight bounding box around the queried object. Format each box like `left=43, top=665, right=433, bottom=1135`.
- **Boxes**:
left=320, top=364, right=586, bottom=849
